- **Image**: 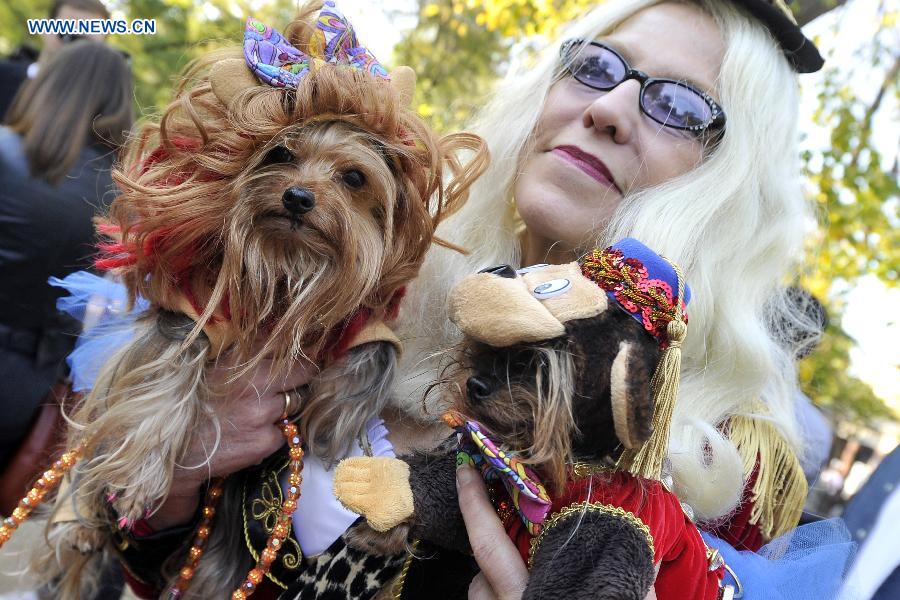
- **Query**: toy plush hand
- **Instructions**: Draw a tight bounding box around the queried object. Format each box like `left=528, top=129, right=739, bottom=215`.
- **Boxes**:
left=333, top=456, right=414, bottom=531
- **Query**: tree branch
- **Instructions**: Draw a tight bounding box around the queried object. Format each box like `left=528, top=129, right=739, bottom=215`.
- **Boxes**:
left=849, top=54, right=900, bottom=170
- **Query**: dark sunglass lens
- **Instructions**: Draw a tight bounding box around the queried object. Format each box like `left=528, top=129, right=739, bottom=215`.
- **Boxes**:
left=642, top=81, right=713, bottom=129
left=568, top=45, right=626, bottom=90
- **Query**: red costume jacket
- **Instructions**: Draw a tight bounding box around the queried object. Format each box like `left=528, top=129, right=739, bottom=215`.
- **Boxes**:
left=493, top=470, right=724, bottom=600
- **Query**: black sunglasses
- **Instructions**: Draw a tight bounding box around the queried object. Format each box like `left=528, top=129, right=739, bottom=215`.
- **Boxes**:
left=559, top=39, right=726, bottom=134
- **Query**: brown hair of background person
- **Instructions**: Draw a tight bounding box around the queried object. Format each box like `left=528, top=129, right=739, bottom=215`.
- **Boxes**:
left=0, top=0, right=110, bottom=121
left=5, top=40, right=132, bottom=185
left=50, top=0, right=110, bottom=19
left=41, top=0, right=111, bottom=61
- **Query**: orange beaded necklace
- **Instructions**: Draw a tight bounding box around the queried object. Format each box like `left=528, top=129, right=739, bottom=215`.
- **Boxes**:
left=0, top=443, right=85, bottom=546
left=167, top=418, right=305, bottom=599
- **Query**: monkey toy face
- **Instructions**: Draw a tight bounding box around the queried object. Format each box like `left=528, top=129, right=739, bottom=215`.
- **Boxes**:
left=447, top=262, right=661, bottom=490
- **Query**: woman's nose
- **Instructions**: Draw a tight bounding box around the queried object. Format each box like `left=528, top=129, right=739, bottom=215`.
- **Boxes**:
left=581, top=78, right=641, bottom=144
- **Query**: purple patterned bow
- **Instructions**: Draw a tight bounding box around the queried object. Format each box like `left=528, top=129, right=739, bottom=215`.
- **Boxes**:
left=243, top=0, right=388, bottom=89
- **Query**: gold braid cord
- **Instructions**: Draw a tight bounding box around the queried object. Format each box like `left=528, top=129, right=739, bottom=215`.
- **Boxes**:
left=389, top=539, right=420, bottom=600
left=727, top=410, right=808, bottom=540
left=581, top=247, right=688, bottom=482
left=528, top=502, right=654, bottom=568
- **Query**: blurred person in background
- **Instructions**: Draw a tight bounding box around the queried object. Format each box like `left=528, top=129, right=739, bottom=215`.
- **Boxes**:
left=840, top=444, right=900, bottom=599
left=0, top=0, right=110, bottom=120
left=0, top=39, right=132, bottom=478
left=778, top=286, right=833, bottom=487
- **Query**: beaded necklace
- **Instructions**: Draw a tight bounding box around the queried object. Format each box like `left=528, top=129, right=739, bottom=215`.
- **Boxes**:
left=167, top=418, right=305, bottom=599
left=0, top=444, right=85, bottom=545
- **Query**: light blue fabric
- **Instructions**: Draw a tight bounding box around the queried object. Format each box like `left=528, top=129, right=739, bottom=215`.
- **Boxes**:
left=48, top=271, right=149, bottom=392
left=702, top=518, right=857, bottom=600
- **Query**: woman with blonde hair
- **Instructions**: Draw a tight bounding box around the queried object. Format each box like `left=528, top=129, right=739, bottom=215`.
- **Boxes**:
left=400, top=0, right=817, bottom=538
left=79, top=0, right=851, bottom=598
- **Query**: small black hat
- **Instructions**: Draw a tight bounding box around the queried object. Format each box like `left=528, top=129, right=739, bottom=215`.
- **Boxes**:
left=731, top=0, right=824, bottom=73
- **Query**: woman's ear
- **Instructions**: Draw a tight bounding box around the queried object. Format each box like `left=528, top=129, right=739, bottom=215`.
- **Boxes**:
left=609, top=340, right=654, bottom=449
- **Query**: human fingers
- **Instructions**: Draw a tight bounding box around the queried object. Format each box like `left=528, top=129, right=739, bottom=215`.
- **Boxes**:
left=468, top=573, right=499, bottom=600
left=457, top=465, right=527, bottom=600
left=247, top=356, right=318, bottom=395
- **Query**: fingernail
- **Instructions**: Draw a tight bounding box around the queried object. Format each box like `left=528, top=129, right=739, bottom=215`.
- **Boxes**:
left=456, top=464, right=475, bottom=490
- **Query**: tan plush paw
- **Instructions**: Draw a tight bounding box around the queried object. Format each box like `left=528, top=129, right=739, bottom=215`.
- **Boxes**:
left=333, top=456, right=414, bottom=532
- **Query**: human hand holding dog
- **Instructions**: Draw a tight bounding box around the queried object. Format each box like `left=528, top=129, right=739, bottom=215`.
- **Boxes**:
left=146, top=355, right=315, bottom=530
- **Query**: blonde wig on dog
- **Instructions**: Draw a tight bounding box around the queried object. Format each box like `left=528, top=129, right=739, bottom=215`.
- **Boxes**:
left=395, top=0, right=814, bottom=525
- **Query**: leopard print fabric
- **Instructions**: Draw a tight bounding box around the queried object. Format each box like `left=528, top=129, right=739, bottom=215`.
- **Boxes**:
left=279, top=524, right=406, bottom=600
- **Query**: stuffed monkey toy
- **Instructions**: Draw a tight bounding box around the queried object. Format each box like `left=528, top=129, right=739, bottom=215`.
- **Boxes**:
left=334, top=238, right=732, bottom=600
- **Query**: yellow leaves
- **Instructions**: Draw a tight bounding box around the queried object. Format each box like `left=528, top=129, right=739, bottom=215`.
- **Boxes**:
left=423, top=3, right=440, bottom=17
left=417, top=102, right=434, bottom=118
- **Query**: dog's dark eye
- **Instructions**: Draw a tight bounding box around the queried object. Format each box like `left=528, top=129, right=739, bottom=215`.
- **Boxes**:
left=262, top=145, right=295, bottom=165
left=341, top=170, right=366, bottom=189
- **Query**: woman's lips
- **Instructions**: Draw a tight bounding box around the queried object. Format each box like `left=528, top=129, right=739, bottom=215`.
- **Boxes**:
left=551, top=145, right=621, bottom=192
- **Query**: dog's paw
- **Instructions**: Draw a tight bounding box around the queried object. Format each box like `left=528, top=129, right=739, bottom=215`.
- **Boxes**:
left=334, top=457, right=414, bottom=531
left=56, top=523, right=107, bottom=555
left=111, top=493, right=152, bottom=532
left=344, top=520, right=411, bottom=556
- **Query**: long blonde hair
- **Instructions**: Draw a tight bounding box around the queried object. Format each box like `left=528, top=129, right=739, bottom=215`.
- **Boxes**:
left=395, top=0, right=814, bottom=522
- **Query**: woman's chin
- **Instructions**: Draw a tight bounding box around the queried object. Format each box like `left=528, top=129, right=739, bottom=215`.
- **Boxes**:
left=515, top=180, right=620, bottom=262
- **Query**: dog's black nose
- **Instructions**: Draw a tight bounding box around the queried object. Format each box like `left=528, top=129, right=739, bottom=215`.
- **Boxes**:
left=282, top=186, right=316, bottom=215
left=466, top=376, right=493, bottom=403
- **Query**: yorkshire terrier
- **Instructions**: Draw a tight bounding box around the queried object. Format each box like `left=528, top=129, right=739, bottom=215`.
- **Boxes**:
left=33, top=4, right=487, bottom=597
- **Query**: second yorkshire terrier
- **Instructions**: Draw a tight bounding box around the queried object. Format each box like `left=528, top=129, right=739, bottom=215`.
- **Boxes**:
left=34, top=3, right=487, bottom=597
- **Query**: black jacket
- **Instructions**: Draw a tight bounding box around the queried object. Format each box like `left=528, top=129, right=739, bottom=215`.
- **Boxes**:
left=0, top=126, right=116, bottom=464
left=842, top=446, right=900, bottom=599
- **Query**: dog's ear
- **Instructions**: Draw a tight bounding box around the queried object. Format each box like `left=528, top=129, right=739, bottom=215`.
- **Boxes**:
left=209, top=58, right=260, bottom=108
left=609, top=340, right=654, bottom=449
left=388, top=66, right=416, bottom=106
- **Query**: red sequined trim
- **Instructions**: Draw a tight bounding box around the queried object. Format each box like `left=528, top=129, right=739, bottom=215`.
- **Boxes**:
left=580, top=247, right=687, bottom=345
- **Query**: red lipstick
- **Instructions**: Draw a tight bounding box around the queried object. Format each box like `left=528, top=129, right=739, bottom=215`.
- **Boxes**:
left=551, top=145, right=621, bottom=192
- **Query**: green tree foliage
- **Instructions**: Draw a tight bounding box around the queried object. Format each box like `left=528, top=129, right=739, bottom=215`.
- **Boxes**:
left=796, top=3, right=898, bottom=424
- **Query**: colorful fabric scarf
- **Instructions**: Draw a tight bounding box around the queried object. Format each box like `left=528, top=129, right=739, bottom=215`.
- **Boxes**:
left=243, top=0, right=387, bottom=89
left=456, top=420, right=552, bottom=535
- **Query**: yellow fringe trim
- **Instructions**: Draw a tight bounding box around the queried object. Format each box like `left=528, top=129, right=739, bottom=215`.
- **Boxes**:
left=727, top=411, right=808, bottom=540
left=618, top=263, right=687, bottom=481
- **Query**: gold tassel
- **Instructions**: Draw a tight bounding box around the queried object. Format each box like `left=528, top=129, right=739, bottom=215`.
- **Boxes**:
left=727, top=411, right=808, bottom=540
left=618, top=264, right=686, bottom=481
